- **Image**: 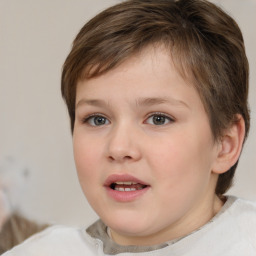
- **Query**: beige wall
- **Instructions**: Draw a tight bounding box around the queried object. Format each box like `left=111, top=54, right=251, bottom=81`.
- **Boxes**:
left=0, top=0, right=255, bottom=226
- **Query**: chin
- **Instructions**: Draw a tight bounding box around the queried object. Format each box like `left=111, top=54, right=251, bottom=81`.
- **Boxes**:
left=102, top=211, right=153, bottom=236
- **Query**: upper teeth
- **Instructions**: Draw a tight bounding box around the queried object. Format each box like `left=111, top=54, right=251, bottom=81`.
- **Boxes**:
left=115, top=187, right=137, bottom=191
left=115, top=181, right=137, bottom=185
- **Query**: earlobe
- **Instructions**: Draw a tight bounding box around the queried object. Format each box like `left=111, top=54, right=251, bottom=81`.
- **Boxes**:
left=212, top=115, right=245, bottom=174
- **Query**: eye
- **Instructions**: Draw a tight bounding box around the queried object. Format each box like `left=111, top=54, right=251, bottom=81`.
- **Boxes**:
left=145, top=113, right=174, bottom=126
left=83, top=115, right=110, bottom=126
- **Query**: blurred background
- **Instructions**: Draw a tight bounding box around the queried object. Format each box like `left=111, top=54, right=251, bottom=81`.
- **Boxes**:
left=0, top=0, right=255, bottom=227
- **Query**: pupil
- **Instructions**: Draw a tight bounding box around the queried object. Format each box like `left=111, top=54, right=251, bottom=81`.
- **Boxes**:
left=95, top=117, right=106, bottom=125
left=153, top=115, right=165, bottom=125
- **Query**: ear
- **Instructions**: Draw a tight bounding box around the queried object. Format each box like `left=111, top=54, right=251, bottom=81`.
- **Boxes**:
left=212, top=114, right=245, bottom=174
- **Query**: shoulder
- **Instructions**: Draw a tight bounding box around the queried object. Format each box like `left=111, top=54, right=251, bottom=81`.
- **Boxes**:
left=165, top=196, right=256, bottom=256
left=2, top=225, right=98, bottom=256
left=228, top=196, right=256, bottom=219
left=215, top=196, right=256, bottom=229
left=229, top=196, right=256, bottom=232
left=213, top=196, right=256, bottom=252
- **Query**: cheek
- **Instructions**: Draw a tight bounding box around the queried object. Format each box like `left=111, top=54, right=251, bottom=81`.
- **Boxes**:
left=148, top=135, right=190, bottom=173
left=73, top=135, right=102, bottom=186
left=148, top=136, right=214, bottom=218
left=148, top=131, right=213, bottom=188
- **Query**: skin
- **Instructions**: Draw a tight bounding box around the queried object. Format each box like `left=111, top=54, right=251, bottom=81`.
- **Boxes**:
left=73, top=46, right=242, bottom=246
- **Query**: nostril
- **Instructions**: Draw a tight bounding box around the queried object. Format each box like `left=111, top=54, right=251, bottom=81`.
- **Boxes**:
left=108, top=156, right=115, bottom=161
left=108, top=155, right=132, bottom=162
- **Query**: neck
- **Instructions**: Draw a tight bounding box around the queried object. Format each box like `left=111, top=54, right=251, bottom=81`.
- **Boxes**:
left=109, top=194, right=224, bottom=246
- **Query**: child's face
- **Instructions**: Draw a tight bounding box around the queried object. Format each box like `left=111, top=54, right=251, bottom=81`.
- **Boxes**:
left=73, top=46, right=222, bottom=245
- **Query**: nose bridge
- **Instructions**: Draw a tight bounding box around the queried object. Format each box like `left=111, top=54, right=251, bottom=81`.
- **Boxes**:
left=107, top=120, right=141, bottom=162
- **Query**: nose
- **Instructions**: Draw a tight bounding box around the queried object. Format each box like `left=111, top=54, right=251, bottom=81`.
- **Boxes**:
left=106, top=123, right=142, bottom=163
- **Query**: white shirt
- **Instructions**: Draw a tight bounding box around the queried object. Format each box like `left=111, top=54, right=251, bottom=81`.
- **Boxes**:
left=3, top=196, right=256, bottom=256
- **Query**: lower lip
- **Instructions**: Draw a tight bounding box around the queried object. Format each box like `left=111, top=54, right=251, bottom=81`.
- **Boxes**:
left=105, top=186, right=150, bottom=202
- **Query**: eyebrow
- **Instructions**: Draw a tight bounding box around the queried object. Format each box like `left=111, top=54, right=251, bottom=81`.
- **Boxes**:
left=135, top=97, right=189, bottom=108
left=76, top=97, right=189, bottom=109
left=76, top=99, right=109, bottom=109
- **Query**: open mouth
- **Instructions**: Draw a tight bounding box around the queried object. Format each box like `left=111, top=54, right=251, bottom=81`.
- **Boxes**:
left=104, top=175, right=149, bottom=201
left=110, top=181, right=148, bottom=192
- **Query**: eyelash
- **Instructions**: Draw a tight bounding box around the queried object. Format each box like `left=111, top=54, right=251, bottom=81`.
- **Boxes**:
left=145, top=112, right=175, bottom=125
left=81, top=112, right=175, bottom=127
left=82, top=113, right=109, bottom=126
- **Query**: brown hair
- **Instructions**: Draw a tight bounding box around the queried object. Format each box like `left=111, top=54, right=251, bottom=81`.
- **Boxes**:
left=61, top=0, right=250, bottom=195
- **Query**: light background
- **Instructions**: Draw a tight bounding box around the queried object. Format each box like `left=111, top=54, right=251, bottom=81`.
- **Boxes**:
left=0, top=0, right=255, bottom=226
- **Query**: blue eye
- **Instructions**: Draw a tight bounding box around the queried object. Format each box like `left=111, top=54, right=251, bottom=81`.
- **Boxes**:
left=84, top=115, right=110, bottom=126
left=146, top=114, right=173, bottom=125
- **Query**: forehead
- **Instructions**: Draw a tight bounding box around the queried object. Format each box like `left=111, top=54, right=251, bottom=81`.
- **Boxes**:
left=76, top=46, right=204, bottom=112
left=79, top=44, right=192, bottom=88
left=78, top=46, right=179, bottom=90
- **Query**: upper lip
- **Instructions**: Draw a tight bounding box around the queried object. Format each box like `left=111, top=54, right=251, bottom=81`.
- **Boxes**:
left=104, top=174, right=149, bottom=187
